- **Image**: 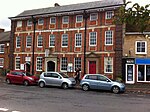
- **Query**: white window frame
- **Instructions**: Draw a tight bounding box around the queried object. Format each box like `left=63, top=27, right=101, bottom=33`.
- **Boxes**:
left=62, top=34, right=68, bottom=47
left=16, top=36, right=21, bottom=48
left=17, top=21, right=22, bottom=27
left=89, top=32, right=97, bottom=46
left=50, top=17, right=56, bottom=24
left=74, top=57, right=81, bottom=72
left=61, top=57, right=68, bottom=71
left=75, top=33, right=82, bottom=47
left=37, top=35, right=43, bottom=47
left=105, top=30, right=113, bottom=45
left=26, top=36, right=32, bottom=48
left=49, top=34, right=55, bottom=47
left=105, top=11, right=114, bottom=19
left=15, top=57, right=20, bottom=70
left=104, top=57, right=113, bottom=73
left=90, top=13, right=98, bottom=21
left=27, top=20, right=32, bottom=26
left=0, top=44, right=5, bottom=53
left=135, top=41, right=147, bottom=54
left=62, top=16, right=69, bottom=24
left=0, top=58, right=4, bottom=68
left=36, top=57, right=42, bottom=71
left=38, top=18, right=44, bottom=25
left=76, top=15, right=83, bottom=23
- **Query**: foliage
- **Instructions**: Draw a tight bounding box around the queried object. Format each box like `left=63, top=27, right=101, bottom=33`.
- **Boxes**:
left=0, top=68, right=10, bottom=76
left=114, top=2, right=150, bottom=33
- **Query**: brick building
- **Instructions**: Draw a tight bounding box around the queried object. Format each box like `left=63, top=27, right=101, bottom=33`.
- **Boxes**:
left=0, top=29, right=10, bottom=74
left=9, top=0, right=124, bottom=78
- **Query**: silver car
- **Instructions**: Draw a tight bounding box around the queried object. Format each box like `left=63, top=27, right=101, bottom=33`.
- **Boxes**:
left=80, top=74, right=125, bottom=94
left=38, top=72, right=76, bottom=89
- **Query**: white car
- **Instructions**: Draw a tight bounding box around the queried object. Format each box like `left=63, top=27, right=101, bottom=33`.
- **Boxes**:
left=38, top=72, right=76, bottom=89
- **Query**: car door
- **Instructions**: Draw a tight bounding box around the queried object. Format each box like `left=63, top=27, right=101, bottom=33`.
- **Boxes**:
left=97, top=75, right=112, bottom=90
left=43, top=72, right=53, bottom=86
left=51, top=73, right=62, bottom=86
left=87, top=75, right=99, bottom=89
left=15, top=72, right=24, bottom=84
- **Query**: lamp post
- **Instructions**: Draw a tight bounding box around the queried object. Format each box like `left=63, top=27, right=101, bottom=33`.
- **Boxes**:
left=31, top=16, right=37, bottom=75
left=83, top=10, right=89, bottom=75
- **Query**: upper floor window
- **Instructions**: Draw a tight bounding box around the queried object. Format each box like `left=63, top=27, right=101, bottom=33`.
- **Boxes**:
left=104, top=57, right=113, bottom=73
left=106, top=11, right=114, bottom=19
left=89, top=32, right=97, bottom=46
left=62, top=16, right=69, bottom=24
left=0, top=58, right=4, bottom=68
left=27, top=20, right=32, bottom=26
left=136, top=41, right=147, bottom=54
left=105, top=30, right=113, bottom=45
left=16, top=36, right=21, bottom=48
left=50, top=17, right=56, bottom=24
left=90, top=13, right=98, bottom=21
left=36, top=57, right=42, bottom=71
left=74, top=57, right=81, bottom=71
left=76, top=15, right=83, bottom=23
left=37, top=35, right=43, bottom=47
left=61, top=57, right=68, bottom=71
left=15, top=57, right=20, bottom=70
left=62, top=34, right=68, bottom=47
left=26, top=36, right=32, bottom=47
left=75, top=33, right=82, bottom=47
left=49, top=34, right=55, bottom=47
left=0, top=44, right=4, bottom=53
left=17, top=21, right=22, bottom=27
left=38, top=18, right=44, bottom=25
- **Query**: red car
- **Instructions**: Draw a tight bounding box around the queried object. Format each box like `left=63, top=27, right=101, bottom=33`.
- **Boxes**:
left=6, top=70, right=39, bottom=86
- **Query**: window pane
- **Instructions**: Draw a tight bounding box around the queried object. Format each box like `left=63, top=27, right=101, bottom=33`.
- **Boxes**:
left=104, top=57, right=113, bottom=73
left=105, top=30, right=113, bottom=45
left=146, top=65, right=150, bottom=81
left=38, top=18, right=44, bottom=25
left=90, top=13, right=98, bottom=21
left=90, top=32, right=96, bottom=46
left=16, top=36, right=21, bottom=48
left=0, top=44, right=4, bottom=53
left=106, top=11, right=113, bottom=19
left=75, top=33, right=82, bottom=47
left=63, top=16, right=69, bottom=23
left=0, top=58, right=4, bottom=67
left=76, top=15, right=83, bottom=22
left=136, top=41, right=146, bottom=53
left=62, top=34, right=68, bottom=47
left=50, top=17, right=56, bottom=24
left=38, top=35, right=43, bottom=47
left=138, top=65, right=144, bottom=81
left=61, top=57, right=67, bottom=71
left=36, top=57, right=42, bottom=71
left=27, top=20, right=32, bottom=26
left=75, top=57, right=81, bottom=70
left=15, top=57, right=20, bottom=70
left=49, top=35, right=55, bottom=47
left=26, top=36, right=32, bottom=47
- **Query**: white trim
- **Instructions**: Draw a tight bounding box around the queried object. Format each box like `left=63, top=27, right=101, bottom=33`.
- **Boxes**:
left=90, top=13, right=98, bottom=21
left=16, top=36, right=21, bottom=48
left=26, top=35, right=32, bottom=48
left=49, top=34, right=55, bottom=47
left=62, top=16, right=69, bottom=24
left=105, top=11, right=114, bottom=19
left=104, top=57, right=113, bottom=74
left=105, top=30, right=113, bottom=45
left=61, top=34, right=68, bottom=47
left=135, top=41, right=147, bottom=54
left=75, top=33, right=82, bottom=47
left=50, top=17, right=56, bottom=24
left=37, top=35, right=43, bottom=48
left=38, top=18, right=44, bottom=25
left=0, top=44, right=5, bottom=53
left=76, top=15, right=83, bottom=23
left=89, top=32, right=97, bottom=46
left=36, top=57, right=43, bottom=71
left=15, top=56, right=20, bottom=70
left=126, top=64, right=135, bottom=84
left=0, top=58, right=4, bottom=68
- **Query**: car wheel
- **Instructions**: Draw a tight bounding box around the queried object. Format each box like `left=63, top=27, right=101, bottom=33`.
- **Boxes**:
left=112, top=86, right=120, bottom=94
left=23, top=80, right=29, bottom=86
left=6, top=79, right=11, bottom=84
left=62, top=83, right=68, bottom=89
left=39, top=82, right=45, bottom=88
left=82, top=84, right=89, bottom=91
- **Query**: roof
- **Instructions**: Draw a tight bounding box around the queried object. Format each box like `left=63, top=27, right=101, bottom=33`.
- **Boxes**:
left=0, top=31, right=10, bottom=42
left=10, top=0, right=124, bottom=19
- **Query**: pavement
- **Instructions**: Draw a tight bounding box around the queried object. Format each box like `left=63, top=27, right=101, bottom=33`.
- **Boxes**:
left=1, top=75, right=150, bottom=94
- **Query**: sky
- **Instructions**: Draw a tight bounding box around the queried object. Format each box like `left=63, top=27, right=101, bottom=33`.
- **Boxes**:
left=0, top=0, right=149, bottom=31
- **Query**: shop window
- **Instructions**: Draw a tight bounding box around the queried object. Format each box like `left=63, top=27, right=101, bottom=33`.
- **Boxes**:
left=146, top=65, right=150, bottom=81
left=138, top=65, right=144, bottom=81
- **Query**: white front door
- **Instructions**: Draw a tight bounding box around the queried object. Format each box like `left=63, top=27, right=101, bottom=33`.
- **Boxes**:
left=126, top=64, right=135, bottom=84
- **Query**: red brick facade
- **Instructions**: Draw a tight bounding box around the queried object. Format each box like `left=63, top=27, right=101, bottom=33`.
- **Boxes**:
left=9, top=2, right=123, bottom=79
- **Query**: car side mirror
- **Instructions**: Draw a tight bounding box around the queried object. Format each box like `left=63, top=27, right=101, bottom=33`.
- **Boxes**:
left=58, top=76, right=62, bottom=79
left=107, top=79, right=111, bottom=82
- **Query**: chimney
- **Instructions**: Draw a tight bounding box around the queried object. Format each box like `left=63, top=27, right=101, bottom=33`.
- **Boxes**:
left=0, top=28, right=4, bottom=33
left=54, top=3, right=60, bottom=7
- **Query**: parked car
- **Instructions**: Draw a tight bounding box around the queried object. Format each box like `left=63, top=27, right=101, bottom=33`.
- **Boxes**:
left=6, top=70, right=39, bottom=86
left=80, top=74, right=125, bottom=94
left=38, top=72, right=76, bottom=89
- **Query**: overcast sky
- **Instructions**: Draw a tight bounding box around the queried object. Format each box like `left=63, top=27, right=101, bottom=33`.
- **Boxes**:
left=0, top=0, right=149, bottom=31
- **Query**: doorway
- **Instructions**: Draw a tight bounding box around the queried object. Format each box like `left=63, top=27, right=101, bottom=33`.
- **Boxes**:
left=47, top=61, right=55, bottom=72
left=89, top=61, right=96, bottom=74
left=126, top=64, right=135, bottom=84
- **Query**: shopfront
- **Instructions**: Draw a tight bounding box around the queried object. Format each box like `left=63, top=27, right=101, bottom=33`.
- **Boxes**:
left=136, top=58, right=150, bottom=82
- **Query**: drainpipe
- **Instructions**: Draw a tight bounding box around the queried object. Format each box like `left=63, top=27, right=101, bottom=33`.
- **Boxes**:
left=83, top=10, right=89, bottom=75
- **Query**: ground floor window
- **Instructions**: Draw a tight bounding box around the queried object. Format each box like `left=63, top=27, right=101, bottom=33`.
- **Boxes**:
left=74, top=57, right=81, bottom=70
left=0, top=58, right=4, bottom=68
left=36, top=57, right=42, bottom=71
left=138, top=65, right=150, bottom=82
left=15, top=57, right=20, bottom=70
left=61, top=57, right=68, bottom=71
left=104, top=57, right=113, bottom=73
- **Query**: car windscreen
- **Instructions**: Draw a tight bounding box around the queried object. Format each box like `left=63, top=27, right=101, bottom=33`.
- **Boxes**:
left=59, top=73, right=69, bottom=78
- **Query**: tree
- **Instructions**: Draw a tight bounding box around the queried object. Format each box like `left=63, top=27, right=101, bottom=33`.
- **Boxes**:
left=114, top=1, right=150, bottom=33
